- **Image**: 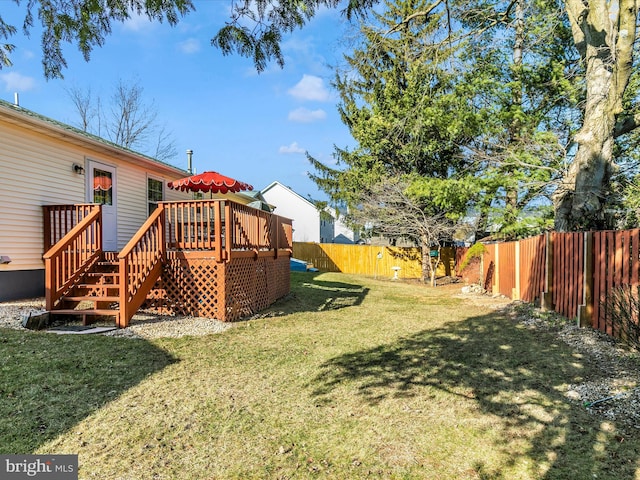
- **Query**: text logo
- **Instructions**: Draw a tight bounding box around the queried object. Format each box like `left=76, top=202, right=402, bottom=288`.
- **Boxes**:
left=1, top=455, right=78, bottom=479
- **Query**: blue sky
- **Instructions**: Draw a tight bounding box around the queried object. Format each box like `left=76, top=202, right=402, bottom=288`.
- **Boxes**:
left=0, top=1, right=356, bottom=201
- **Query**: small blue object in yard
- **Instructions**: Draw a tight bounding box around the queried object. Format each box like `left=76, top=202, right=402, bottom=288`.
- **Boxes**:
left=290, top=258, right=318, bottom=272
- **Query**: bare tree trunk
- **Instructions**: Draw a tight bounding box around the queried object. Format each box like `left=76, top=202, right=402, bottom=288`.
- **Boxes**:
left=555, top=0, right=638, bottom=231
left=421, top=242, right=431, bottom=284
left=504, top=0, right=525, bottom=225
left=421, top=239, right=438, bottom=287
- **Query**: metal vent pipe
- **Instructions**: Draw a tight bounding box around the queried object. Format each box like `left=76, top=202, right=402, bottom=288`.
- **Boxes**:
left=186, top=149, right=193, bottom=174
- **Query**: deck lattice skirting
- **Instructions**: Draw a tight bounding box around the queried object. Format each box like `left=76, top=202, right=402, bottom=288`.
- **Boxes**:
left=142, top=251, right=291, bottom=322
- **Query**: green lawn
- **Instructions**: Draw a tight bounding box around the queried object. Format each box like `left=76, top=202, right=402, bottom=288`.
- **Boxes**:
left=1, top=272, right=639, bottom=479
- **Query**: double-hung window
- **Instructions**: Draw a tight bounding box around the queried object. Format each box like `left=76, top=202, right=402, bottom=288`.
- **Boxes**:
left=148, top=177, right=164, bottom=215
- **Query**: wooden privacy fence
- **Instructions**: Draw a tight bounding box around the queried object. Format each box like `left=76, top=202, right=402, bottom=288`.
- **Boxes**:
left=292, top=242, right=456, bottom=279
left=457, top=233, right=587, bottom=322
left=295, top=231, right=640, bottom=338
left=457, top=229, right=640, bottom=337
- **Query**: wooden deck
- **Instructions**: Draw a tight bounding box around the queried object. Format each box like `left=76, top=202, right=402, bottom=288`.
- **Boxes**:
left=43, top=200, right=293, bottom=327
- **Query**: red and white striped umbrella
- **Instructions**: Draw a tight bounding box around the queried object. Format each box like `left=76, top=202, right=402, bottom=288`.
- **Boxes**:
left=167, top=171, right=253, bottom=194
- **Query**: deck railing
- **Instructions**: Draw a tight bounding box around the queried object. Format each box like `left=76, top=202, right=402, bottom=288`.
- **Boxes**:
left=43, top=204, right=99, bottom=252
left=118, top=205, right=165, bottom=328
left=164, top=200, right=224, bottom=258
left=228, top=202, right=273, bottom=251
left=163, top=199, right=292, bottom=259
left=42, top=206, right=102, bottom=310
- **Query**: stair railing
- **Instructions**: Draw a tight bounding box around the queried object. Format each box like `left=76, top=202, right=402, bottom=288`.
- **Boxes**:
left=118, top=205, right=165, bottom=328
left=43, top=206, right=102, bottom=311
left=43, top=204, right=99, bottom=253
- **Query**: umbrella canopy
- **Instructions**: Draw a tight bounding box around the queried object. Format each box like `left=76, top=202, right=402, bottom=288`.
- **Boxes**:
left=167, top=171, right=253, bottom=194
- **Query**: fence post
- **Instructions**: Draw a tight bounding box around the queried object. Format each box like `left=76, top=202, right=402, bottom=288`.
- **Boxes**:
left=513, top=240, right=521, bottom=300
left=493, top=243, right=500, bottom=295
left=578, top=231, right=594, bottom=327
left=541, top=231, right=554, bottom=311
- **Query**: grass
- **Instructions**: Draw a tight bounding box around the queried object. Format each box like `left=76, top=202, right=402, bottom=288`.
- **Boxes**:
left=1, top=272, right=639, bottom=479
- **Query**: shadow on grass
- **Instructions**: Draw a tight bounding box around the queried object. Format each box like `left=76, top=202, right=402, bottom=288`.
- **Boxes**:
left=0, top=330, right=176, bottom=454
left=257, top=272, right=370, bottom=317
left=309, top=311, right=639, bottom=479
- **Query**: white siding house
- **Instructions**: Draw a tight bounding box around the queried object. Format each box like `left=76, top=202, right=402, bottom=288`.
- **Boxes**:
left=260, top=182, right=359, bottom=244
left=260, top=181, right=320, bottom=242
left=320, top=206, right=360, bottom=244
left=0, top=99, right=191, bottom=301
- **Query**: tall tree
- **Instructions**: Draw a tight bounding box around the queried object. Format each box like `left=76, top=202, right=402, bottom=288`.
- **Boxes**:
left=66, top=80, right=178, bottom=162
left=456, top=0, right=580, bottom=238
left=0, top=0, right=193, bottom=79
left=214, top=0, right=640, bottom=232
left=553, top=0, right=640, bottom=230
left=309, top=0, right=484, bottom=280
left=309, top=0, right=482, bottom=210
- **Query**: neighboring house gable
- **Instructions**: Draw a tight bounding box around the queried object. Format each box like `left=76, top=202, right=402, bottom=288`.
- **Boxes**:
left=322, top=206, right=359, bottom=244
left=0, top=99, right=191, bottom=301
left=260, top=181, right=320, bottom=243
left=260, top=182, right=359, bottom=244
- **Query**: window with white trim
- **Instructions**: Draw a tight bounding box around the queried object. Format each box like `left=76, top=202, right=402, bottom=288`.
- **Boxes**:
left=148, top=177, right=164, bottom=215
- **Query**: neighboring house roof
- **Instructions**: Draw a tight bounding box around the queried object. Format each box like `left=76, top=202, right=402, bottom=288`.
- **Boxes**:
left=0, top=98, right=188, bottom=177
left=210, top=190, right=273, bottom=211
left=261, top=181, right=317, bottom=209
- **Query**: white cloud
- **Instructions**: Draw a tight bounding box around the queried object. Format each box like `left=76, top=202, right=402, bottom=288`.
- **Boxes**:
left=0, top=72, right=36, bottom=92
left=122, top=13, right=154, bottom=32
left=288, top=74, right=330, bottom=101
left=178, top=38, right=201, bottom=54
left=288, top=107, right=327, bottom=123
left=279, top=142, right=305, bottom=154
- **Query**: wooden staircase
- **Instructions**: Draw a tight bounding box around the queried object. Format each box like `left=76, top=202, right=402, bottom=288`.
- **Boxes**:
left=49, top=252, right=122, bottom=325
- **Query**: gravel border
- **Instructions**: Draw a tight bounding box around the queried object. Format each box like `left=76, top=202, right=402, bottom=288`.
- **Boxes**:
left=0, top=298, right=231, bottom=339
left=507, top=302, right=640, bottom=432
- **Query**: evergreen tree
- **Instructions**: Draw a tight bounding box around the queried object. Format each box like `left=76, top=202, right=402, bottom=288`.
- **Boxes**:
left=308, top=0, right=484, bottom=281
left=455, top=0, right=581, bottom=238
left=309, top=0, right=483, bottom=218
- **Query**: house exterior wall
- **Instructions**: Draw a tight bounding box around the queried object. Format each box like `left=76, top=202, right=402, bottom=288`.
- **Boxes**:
left=114, top=162, right=189, bottom=247
left=0, top=107, right=189, bottom=301
left=334, top=216, right=359, bottom=243
left=261, top=182, right=320, bottom=243
left=0, top=119, right=86, bottom=272
left=319, top=207, right=359, bottom=244
left=320, top=217, right=334, bottom=243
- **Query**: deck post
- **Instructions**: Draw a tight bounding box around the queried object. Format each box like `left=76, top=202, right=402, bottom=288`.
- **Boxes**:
left=274, top=215, right=279, bottom=259
left=118, top=256, right=129, bottom=328
left=224, top=202, right=232, bottom=261
left=215, top=201, right=223, bottom=262
left=44, top=257, right=54, bottom=311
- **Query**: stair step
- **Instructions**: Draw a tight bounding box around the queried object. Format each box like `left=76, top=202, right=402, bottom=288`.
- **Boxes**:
left=76, top=283, right=120, bottom=290
left=73, top=287, right=120, bottom=296
left=62, top=295, right=120, bottom=302
left=97, top=262, right=119, bottom=268
left=86, top=272, right=119, bottom=278
left=50, top=309, right=119, bottom=317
